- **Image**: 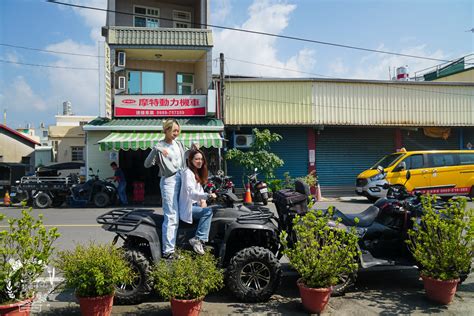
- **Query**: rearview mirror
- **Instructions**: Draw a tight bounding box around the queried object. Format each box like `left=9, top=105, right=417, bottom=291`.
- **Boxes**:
left=406, top=170, right=411, bottom=180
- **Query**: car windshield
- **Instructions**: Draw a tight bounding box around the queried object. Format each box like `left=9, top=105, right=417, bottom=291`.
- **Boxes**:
left=371, top=153, right=405, bottom=169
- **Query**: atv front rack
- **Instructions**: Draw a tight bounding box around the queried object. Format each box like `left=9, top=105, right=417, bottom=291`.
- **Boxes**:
left=96, top=208, right=153, bottom=233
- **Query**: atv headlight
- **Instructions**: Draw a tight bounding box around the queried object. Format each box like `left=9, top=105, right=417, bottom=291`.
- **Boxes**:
left=370, top=173, right=385, bottom=181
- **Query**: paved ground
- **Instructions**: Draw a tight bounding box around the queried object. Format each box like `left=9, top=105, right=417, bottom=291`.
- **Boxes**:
left=2, top=191, right=473, bottom=315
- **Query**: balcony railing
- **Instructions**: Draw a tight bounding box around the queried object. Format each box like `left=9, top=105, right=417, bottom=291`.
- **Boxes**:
left=106, top=26, right=213, bottom=47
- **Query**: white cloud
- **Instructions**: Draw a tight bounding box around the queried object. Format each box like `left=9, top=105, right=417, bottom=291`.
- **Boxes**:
left=62, top=0, right=107, bottom=42
left=337, top=44, right=447, bottom=80
left=211, top=0, right=232, bottom=24
left=2, top=76, right=48, bottom=112
left=44, top=40, right=102, bottom=115
left=212, top=0, right=317, bottom=77
left=328, top=58, right=347, bottom=77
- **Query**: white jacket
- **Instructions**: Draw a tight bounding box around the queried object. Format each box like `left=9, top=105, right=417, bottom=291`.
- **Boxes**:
left=179, top=168, right=209, bottom=224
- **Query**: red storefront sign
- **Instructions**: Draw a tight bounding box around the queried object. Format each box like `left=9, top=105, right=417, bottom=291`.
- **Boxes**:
left=114, top=95, right=207, bottom=117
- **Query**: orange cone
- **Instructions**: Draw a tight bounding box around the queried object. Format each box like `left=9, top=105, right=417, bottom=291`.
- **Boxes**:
left=4, top=191, right=11, bottom=207
left=244, top=183, right=253, bottom=204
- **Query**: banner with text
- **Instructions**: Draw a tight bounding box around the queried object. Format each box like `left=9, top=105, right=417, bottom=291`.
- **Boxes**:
left=114, top=95, right=207, bottom=117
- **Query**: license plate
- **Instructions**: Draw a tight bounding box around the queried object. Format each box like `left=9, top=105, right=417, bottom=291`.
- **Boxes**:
left=356, top=187, right=363, bottom=193
left=260, top=188, right=268, bottom=193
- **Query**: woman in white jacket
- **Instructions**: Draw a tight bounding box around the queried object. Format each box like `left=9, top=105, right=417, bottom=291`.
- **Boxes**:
left=179, top=149, right=216, bottom=255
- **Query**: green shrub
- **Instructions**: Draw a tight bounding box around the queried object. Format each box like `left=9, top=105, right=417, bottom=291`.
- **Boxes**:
left=406, top=195, right=473, bottom=281
left=0, top=209, right=60, bottom=304
left=55, top=242, right=132, bottom=297
left=280, top=208, right=360, bottom=288
left=152, top=250, right=223, bottom=300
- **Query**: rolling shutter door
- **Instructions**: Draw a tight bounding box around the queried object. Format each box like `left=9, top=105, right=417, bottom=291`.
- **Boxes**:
left=316, top=128, right=395, bottom=186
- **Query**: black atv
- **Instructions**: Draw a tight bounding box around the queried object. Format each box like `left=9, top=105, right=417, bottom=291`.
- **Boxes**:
left=96, top=191, right=282, bottom=304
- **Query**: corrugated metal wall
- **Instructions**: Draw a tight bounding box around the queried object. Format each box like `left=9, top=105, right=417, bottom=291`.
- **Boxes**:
left=402, top=129, right=459, bottom=150
left=225, top=81, right=314, bottom=125
left=316, top=127, right=395, bottom=186
left=312, top=81, right=474, bottom=126
left=225, top=127, right=308, bottom=187
left=224, top=79, right=474, bottom=126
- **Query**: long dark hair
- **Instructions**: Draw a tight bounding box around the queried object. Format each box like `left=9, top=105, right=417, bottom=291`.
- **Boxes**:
left=188, top=149, right=208, bottom=185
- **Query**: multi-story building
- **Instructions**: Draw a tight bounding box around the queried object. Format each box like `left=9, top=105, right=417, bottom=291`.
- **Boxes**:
left=84, top=0, right=222, bottom=201
left=49, top=114, right=96, bottom=163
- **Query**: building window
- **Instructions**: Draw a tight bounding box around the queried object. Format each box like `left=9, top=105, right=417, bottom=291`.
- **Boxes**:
left=134, top=5, right=160, bottom=28
left=21, top=156, right=31, bottom=165
left=42, top=130, right=48, bottom=137
left=173, top=10, right=191, bottom=28
left=71, top=147, right=84, bottom=161
left=177, top=74, right=194, bottom=94
left=128, top=71, right=164, bottom=94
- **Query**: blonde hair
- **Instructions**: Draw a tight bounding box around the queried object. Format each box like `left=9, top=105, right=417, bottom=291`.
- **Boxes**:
left=162, top=119, right=180, bottom=132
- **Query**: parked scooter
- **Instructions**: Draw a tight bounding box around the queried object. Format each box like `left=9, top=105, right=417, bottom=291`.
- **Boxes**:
left=68, top=168, right=117, bottom=207
left=247, top=168, right=269, bottom=205
left=205, top=170, right=235, bottom=194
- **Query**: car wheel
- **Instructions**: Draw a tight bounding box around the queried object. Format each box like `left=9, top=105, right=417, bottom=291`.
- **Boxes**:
left=114, top=248, right=153, bottom=305
left=93, top=192, right=110, bottom=208
left=226, top=246, right=281, bottom=302
left=34, top=192, right=52, bottom=209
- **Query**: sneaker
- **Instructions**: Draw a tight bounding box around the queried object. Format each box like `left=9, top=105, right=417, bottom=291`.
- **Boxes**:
left=189, top=237, right=205, bottom=255
left=162, top=252, right=182, bottom=260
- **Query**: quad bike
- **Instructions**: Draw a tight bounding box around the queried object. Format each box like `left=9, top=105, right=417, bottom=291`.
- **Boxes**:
left=68, top=168, right=117, bottom=207
left=97, top=191, right=282, bottom=304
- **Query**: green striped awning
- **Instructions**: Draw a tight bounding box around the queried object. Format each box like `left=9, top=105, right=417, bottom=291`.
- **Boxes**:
left=98, top=132, right=223, bottom=151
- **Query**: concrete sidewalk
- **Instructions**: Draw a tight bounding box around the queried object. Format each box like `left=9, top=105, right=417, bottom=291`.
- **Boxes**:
left=31, top=268, right=474, bottom=315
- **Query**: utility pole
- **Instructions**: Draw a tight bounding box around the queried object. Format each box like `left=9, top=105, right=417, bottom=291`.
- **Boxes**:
left=98, top=42, right=101, bottom=117
left=219, top=53, right=225, bottom=121
left=219, top=53, right=225, bottom=173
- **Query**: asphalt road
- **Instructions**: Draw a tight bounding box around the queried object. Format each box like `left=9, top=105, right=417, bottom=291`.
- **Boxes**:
left=1, top=198, right=473, bottom=315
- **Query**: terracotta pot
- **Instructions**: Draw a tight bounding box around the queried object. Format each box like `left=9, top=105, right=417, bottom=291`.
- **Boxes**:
left=170, top=297, right=203, bottom=316
left=297, top=279, right=332, bottom=313
left=77, top=294, right=114, bottom=316
left=0, top=297, right=34, bottom=316
left=421, top=275, right=459, bottom=305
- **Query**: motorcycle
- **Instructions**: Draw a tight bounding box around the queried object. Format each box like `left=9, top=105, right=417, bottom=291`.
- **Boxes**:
left=205, top=170, right=235, bottom=194
left=68, top=168, right=117, bottom=207
left=247, top=168, right=269, bottom=205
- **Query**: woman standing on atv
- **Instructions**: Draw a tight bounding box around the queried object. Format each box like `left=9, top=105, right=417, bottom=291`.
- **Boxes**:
left=179, top=149, right=217, bottom=255
left=144, top=119, right=194, bottom=259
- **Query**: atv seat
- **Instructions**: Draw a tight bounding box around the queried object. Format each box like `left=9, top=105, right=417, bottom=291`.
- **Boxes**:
left=333, top=205, right=380, bottom=227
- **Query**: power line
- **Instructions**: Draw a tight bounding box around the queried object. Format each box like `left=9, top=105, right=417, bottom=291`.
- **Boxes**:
left=47, top=0, right=457, bottom=64
left=0, top=59, right=98, bottom=70
left=0, top=43, right=104, bottom=58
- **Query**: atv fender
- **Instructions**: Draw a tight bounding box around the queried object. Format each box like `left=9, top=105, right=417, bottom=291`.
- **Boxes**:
left=220, top=221, right=279, bottom=263
left=116, top=230, right=161, bottom=262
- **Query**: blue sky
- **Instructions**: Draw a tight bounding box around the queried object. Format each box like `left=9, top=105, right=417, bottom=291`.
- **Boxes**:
left=0, top=0, right=472, bottom=129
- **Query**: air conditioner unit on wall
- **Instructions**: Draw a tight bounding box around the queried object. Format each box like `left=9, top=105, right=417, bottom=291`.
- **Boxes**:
left=117, top=51, right=126, bottom=67
left=234, top=134, right=254, bottom=149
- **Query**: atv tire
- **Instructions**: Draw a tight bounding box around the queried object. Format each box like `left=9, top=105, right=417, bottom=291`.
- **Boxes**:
left=34, top=192, right=52, bottom=209
left=114, top=248, right=153, bottom=305
left=93, top=192, right=110, bottom=208
left=226, top=246, right=281, bottom=302
left=331, top=272, right=357, bottom=296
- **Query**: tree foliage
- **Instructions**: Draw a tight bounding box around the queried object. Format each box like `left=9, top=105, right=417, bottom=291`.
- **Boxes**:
left=226, top=128, right=284, bottom=181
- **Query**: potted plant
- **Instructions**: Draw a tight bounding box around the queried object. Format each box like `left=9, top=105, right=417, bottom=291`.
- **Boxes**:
left=55, top=242, right=132, bottom=316
left=152, top=250, right=224, bottom=316
left=0, top=208, right=60, bottom=316
left=280, top=208, right=360, bottom=313
left=406, top=195, right=473, bottom=305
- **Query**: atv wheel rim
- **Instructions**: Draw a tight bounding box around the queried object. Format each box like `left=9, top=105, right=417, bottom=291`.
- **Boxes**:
left=240, top=262, right=271, bottom=291
left=118, top=266, right=141, bottom=293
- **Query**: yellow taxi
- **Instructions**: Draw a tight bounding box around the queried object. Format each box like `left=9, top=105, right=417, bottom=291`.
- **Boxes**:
left=356, top=149, right=474, bottom=201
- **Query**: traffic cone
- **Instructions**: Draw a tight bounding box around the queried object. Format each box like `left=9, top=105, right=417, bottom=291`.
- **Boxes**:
left=4, top=191, right=11, bottom=207
left=244, top=183, right=253, bottom=204
left=315, top=183, right=322, bottom=201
